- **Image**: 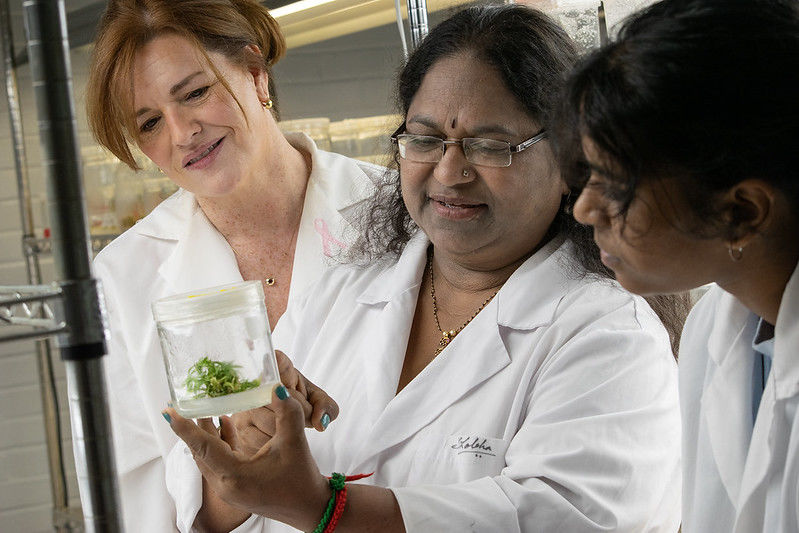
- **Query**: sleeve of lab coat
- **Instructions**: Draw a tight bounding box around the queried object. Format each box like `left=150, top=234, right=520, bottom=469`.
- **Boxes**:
left=70, top=258, right=177, bottom=531
left=165, top=440, right=274, bottom=533
left=392, top=315, right=681, bottom=532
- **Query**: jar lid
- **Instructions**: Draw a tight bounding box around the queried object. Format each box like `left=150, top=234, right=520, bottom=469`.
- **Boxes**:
left=152, top=281, right=265, bottom=323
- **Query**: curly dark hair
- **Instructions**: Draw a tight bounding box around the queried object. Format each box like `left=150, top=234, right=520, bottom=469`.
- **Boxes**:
left=351, top=3, right=690, bottom=354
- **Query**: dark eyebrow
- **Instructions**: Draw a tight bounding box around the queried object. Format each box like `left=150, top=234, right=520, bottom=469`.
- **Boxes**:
left=135, top=71, right=204, bottom=117
left=406, top=115, right=439, bottom=130
left=586, top=163, right=629, bottom=186
left=406, top=114, right=515, bottom=137
left=587, top=162, right=614, bottom=178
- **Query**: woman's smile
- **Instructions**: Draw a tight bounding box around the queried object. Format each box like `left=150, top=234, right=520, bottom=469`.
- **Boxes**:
left=183, top=137, right=225, bottom=169
left=428, top=193, right=486, bottom=220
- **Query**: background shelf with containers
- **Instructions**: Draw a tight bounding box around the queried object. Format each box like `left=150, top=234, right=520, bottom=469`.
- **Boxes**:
left=81, top=145, right=178, bottom=238
left=278, top=114, right=403, bottom=167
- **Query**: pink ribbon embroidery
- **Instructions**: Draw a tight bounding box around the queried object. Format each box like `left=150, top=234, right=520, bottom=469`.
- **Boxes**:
left=314, top=218, right=347, bottom=257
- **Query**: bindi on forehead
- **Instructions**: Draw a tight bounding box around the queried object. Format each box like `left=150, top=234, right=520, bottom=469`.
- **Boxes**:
left=450, top=117, right=457, bottom=129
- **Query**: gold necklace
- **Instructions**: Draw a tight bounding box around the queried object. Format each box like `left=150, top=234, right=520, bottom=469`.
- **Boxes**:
left=229, top=243, right=276, bottom=287
left=429, top=250, right=499, bottom=356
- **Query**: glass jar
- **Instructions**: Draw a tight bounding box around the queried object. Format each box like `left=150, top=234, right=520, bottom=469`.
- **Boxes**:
left=152, top=281, right=280, bottom=418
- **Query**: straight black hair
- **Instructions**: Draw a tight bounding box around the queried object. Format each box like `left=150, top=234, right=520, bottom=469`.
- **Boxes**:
left=558, top=0, right=799, bottom=240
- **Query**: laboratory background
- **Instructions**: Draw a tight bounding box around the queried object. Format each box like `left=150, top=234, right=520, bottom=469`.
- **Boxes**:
left=0, top=0, right=651, bottom=530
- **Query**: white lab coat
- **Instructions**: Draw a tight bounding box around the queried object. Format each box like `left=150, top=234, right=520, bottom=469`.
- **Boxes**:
left=72, top=133, right=383, bottom=533
left=680, top=260, right=799, bottom=533
left=167, top=233, right=681, bottom=532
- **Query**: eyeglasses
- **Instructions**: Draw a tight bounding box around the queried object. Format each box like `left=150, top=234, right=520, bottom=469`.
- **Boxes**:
left=390, top=123, right=547, bottom=168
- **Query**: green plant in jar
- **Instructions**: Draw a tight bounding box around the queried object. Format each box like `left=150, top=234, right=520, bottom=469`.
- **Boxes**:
left=184, top=356, right=260, bottom=398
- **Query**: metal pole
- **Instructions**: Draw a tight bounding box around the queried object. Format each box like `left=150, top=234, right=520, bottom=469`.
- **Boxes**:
left=0, top=1, right=79, bottom=531
left=598, top=1, right=608, bottom=46
left=22, top=1, right=122, bottom=531
left=406, top=0, right=429, bottom=49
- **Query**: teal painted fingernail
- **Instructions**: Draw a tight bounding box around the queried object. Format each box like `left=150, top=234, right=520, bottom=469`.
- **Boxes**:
left=275, top=385, right=289, bottom=400
left=321, top=413, right=331, bottom=430
left=162, top=411, right=172, bottom=424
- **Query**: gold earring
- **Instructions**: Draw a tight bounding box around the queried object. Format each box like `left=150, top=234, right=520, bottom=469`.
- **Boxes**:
left=262, top=99, right=273, bottom=109
left=728, top=244, right=744, bottom=262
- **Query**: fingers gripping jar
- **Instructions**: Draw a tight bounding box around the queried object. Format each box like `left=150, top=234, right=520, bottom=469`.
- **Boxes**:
left=152, top=281, right=280, bottom=418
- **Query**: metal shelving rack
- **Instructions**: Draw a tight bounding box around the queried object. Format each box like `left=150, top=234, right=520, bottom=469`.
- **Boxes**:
left=0, top=0, right=121, bottom=531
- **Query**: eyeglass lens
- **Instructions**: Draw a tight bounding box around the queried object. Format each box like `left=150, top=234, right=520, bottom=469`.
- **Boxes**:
left=397, top=135, right=512, bottom=167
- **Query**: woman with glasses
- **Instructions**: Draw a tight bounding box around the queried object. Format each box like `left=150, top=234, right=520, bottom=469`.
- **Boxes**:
left=561, top=0, right=799, bottom=530
left=162, top=5, right=685, bottom=532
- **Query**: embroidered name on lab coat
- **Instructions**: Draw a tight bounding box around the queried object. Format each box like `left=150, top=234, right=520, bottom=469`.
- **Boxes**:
left=447, top=435, right=508, bottom=465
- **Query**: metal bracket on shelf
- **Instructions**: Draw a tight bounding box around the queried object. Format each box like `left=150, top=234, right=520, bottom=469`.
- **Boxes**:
left=0, top=283, right=67, bottom=342
left=23, top=235, right=51, bottom=256
left=52, top=504, right=84, bottom=532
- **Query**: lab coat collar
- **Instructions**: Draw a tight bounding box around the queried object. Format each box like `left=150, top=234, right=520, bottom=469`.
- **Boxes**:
left=134, top=187, right=195, bottom=241
left=350, top=232, right=576, bottom=469
left=351, top=232, right=507, bottom=467
left=730, top=260, right=799, bottom=528
left=129, top=187, right=241, bottom=294
left=356, top=232, right=429, bottom=306
left=132, top=133, right=379, bottom=296
left=702, top=290, right=759, bottom=506
left=495, top=235, right=573, bottom=330
left=289, top=131, right=381, bottom=216
left=357, top=231, right=572, bottom=327
left=773, top=259, right=799, bottom=400
left=155, top=193, right=242, bottom=294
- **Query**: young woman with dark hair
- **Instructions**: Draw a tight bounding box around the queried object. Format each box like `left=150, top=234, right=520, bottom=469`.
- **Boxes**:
left=559, top=0, right=799, bottom=530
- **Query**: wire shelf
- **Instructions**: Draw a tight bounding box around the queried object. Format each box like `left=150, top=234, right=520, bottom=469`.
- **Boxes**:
left=0, top=284, right=67, bottom=343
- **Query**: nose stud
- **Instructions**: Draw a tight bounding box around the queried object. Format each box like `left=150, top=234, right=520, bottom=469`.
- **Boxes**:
left=462, top=169, right=469, bottom=177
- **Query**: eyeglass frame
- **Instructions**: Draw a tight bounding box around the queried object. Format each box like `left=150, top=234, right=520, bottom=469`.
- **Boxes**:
left=389, top=122, right=548, bottom=168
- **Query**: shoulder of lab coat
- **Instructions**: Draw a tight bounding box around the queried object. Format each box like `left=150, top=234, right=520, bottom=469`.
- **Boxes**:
left=87, top=135, right=381, bottom=532
left=680, top=261, right=799, bottom=533
left=272, top=233, right=680, bottom=532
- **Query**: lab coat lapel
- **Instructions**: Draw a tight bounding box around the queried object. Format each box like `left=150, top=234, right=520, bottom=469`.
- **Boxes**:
left=350, top=237, right=567, bottom=469
left=354, top=235, right=428, bottom=429
left=128, top=192, right=241, bottom=385
left=702, top=294, right=758, bottom=507
left=289, top=133, right=376, bottom=301
left=773, top=261, right=799, bottom=401
left=734, top=261, right=799, bottom=531
left=733, top=384, right=777, bottom=532
left=156, top=205, right=242, bottom=295
left=353, top=305, right=510, bottom=466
